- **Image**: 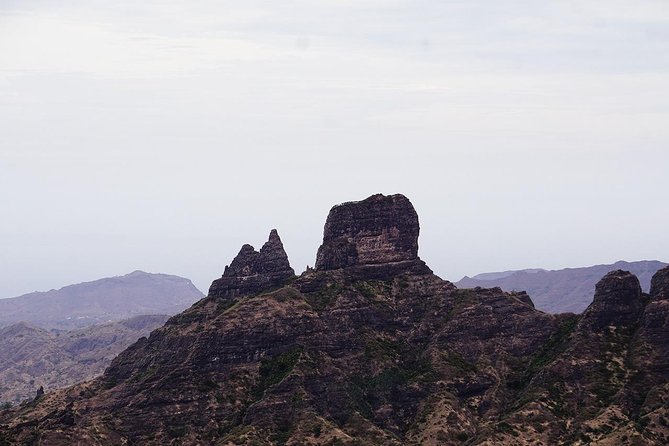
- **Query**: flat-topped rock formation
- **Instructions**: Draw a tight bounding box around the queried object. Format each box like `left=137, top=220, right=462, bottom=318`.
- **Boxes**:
left=315, top=194, right=420, bottom=270
left=208, top=229, right=295, bottom=299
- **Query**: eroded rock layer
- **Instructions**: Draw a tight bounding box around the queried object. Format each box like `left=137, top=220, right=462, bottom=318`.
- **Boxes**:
left=2, top=194, right=668, bottom=446
left=315, top=194, right=420, bottom=270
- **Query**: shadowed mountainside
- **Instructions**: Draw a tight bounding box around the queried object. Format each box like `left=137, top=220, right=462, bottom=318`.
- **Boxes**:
left=0, top=271, right=203, bottom=330
left=1, top=194, right=668, bottom=445
left=456, top=260, right=667, bottom=313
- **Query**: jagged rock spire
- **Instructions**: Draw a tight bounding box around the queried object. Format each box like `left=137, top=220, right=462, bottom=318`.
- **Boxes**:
left=208, top=229, right=295, bottom=299
left=315, top=193, right=420, bottom=271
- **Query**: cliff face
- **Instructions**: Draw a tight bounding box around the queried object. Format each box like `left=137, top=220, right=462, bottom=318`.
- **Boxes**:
left=1, top=194, right=668, bottom=445
left=315, top=194, right=420, bottom=270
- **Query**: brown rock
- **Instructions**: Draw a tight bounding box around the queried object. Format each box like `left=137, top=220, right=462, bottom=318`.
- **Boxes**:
left=315, top=194, right=420, bottom=270
left=580, top=269, right=643, bottom=329
left=208, top=229, right=295, bottom=298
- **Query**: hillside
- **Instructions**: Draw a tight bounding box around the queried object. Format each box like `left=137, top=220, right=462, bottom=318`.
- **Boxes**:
left=1, top=194, right=668, bottom=445
left=0, top=315, right=170, bottom=405
left=0, top=271, right=203, bottom=329
left=456, top=260, right=667, bottom=313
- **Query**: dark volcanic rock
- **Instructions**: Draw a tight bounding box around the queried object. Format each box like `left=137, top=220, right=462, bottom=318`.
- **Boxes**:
left=315, top=194, right=420, bottom=270
left=637, top=266, right=669, bottom=384
left=580, top=269, right=643, bottom=329
left=650, top=265, right=669, bottom=301
left=628, top=276, right=669, bottom=413
left=5, top=196, right=669, bottom=446
left=208, top=229, right=295, bottom=299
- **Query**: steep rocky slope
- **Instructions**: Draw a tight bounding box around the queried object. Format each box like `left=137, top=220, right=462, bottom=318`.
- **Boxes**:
left=0, top=271, right=203, bottom=329
left=0, top=315, right=170, bottom=405
left=1, top=193, right=668, bottom=445
left=456, top=260, right=667, bottom=314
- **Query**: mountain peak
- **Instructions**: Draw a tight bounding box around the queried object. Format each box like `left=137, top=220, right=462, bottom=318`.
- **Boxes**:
left=315, top=193, right=420, bottom=271
left=125, top=270, right=148, bottom=277
left=208, top=229, right=295, bottom=299
left=267, top=228, right=280, bottom=243
left=581, top=269, right=643, bottom=328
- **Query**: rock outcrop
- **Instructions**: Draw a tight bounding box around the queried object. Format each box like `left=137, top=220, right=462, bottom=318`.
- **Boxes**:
left=580, top=269, right=643, bottom=329
left=629, top=266, right=669, bottom=416
left=650, top=265, right=669, bottom=301
left=315, top=194, right=420, bottom=270
left=208, top=229, right=295, bottom=299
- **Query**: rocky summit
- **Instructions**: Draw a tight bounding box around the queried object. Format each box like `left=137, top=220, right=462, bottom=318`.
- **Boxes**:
left=208, top=229, right=295, bottom=299
left=315, top=194, right=420, bottom=270
left=579, top=269, right=644, bottom=329
left=1, top=193, right=669, bottom=445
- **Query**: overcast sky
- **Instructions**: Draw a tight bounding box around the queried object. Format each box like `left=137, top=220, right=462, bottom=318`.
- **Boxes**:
left=1, top=0, right=668, bottom=297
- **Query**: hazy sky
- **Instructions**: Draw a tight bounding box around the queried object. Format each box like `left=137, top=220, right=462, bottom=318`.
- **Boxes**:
left=1, top=0, right=668, bottom=297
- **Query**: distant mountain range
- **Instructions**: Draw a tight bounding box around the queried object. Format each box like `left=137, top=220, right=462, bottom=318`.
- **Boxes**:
left=456, top=260, right=667, bottom=313
left=0, top=315, right=170, bottom=404
left=0, top=271, right=203, bottom=329
left=0, top=271, right=204, bottom=403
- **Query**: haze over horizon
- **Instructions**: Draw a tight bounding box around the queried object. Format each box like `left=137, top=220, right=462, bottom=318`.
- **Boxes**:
left=2, top=1, right=668, bottom=298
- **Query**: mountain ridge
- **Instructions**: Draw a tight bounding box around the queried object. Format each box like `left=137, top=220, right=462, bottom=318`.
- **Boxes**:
left=0, top=271, right=203, bottom=329
left=456, top=259, right=667, bottom=313
left=1, top=194, right=668, bottom=445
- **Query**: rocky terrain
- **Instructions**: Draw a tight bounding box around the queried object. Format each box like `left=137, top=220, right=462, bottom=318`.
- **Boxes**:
left=1, top=193, right=668, bottom=445
left=0, top=271, right=203, bottom=330
left=457, top=260, right=667, bottom=314
left=0, top=315, right=170, bottom=405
